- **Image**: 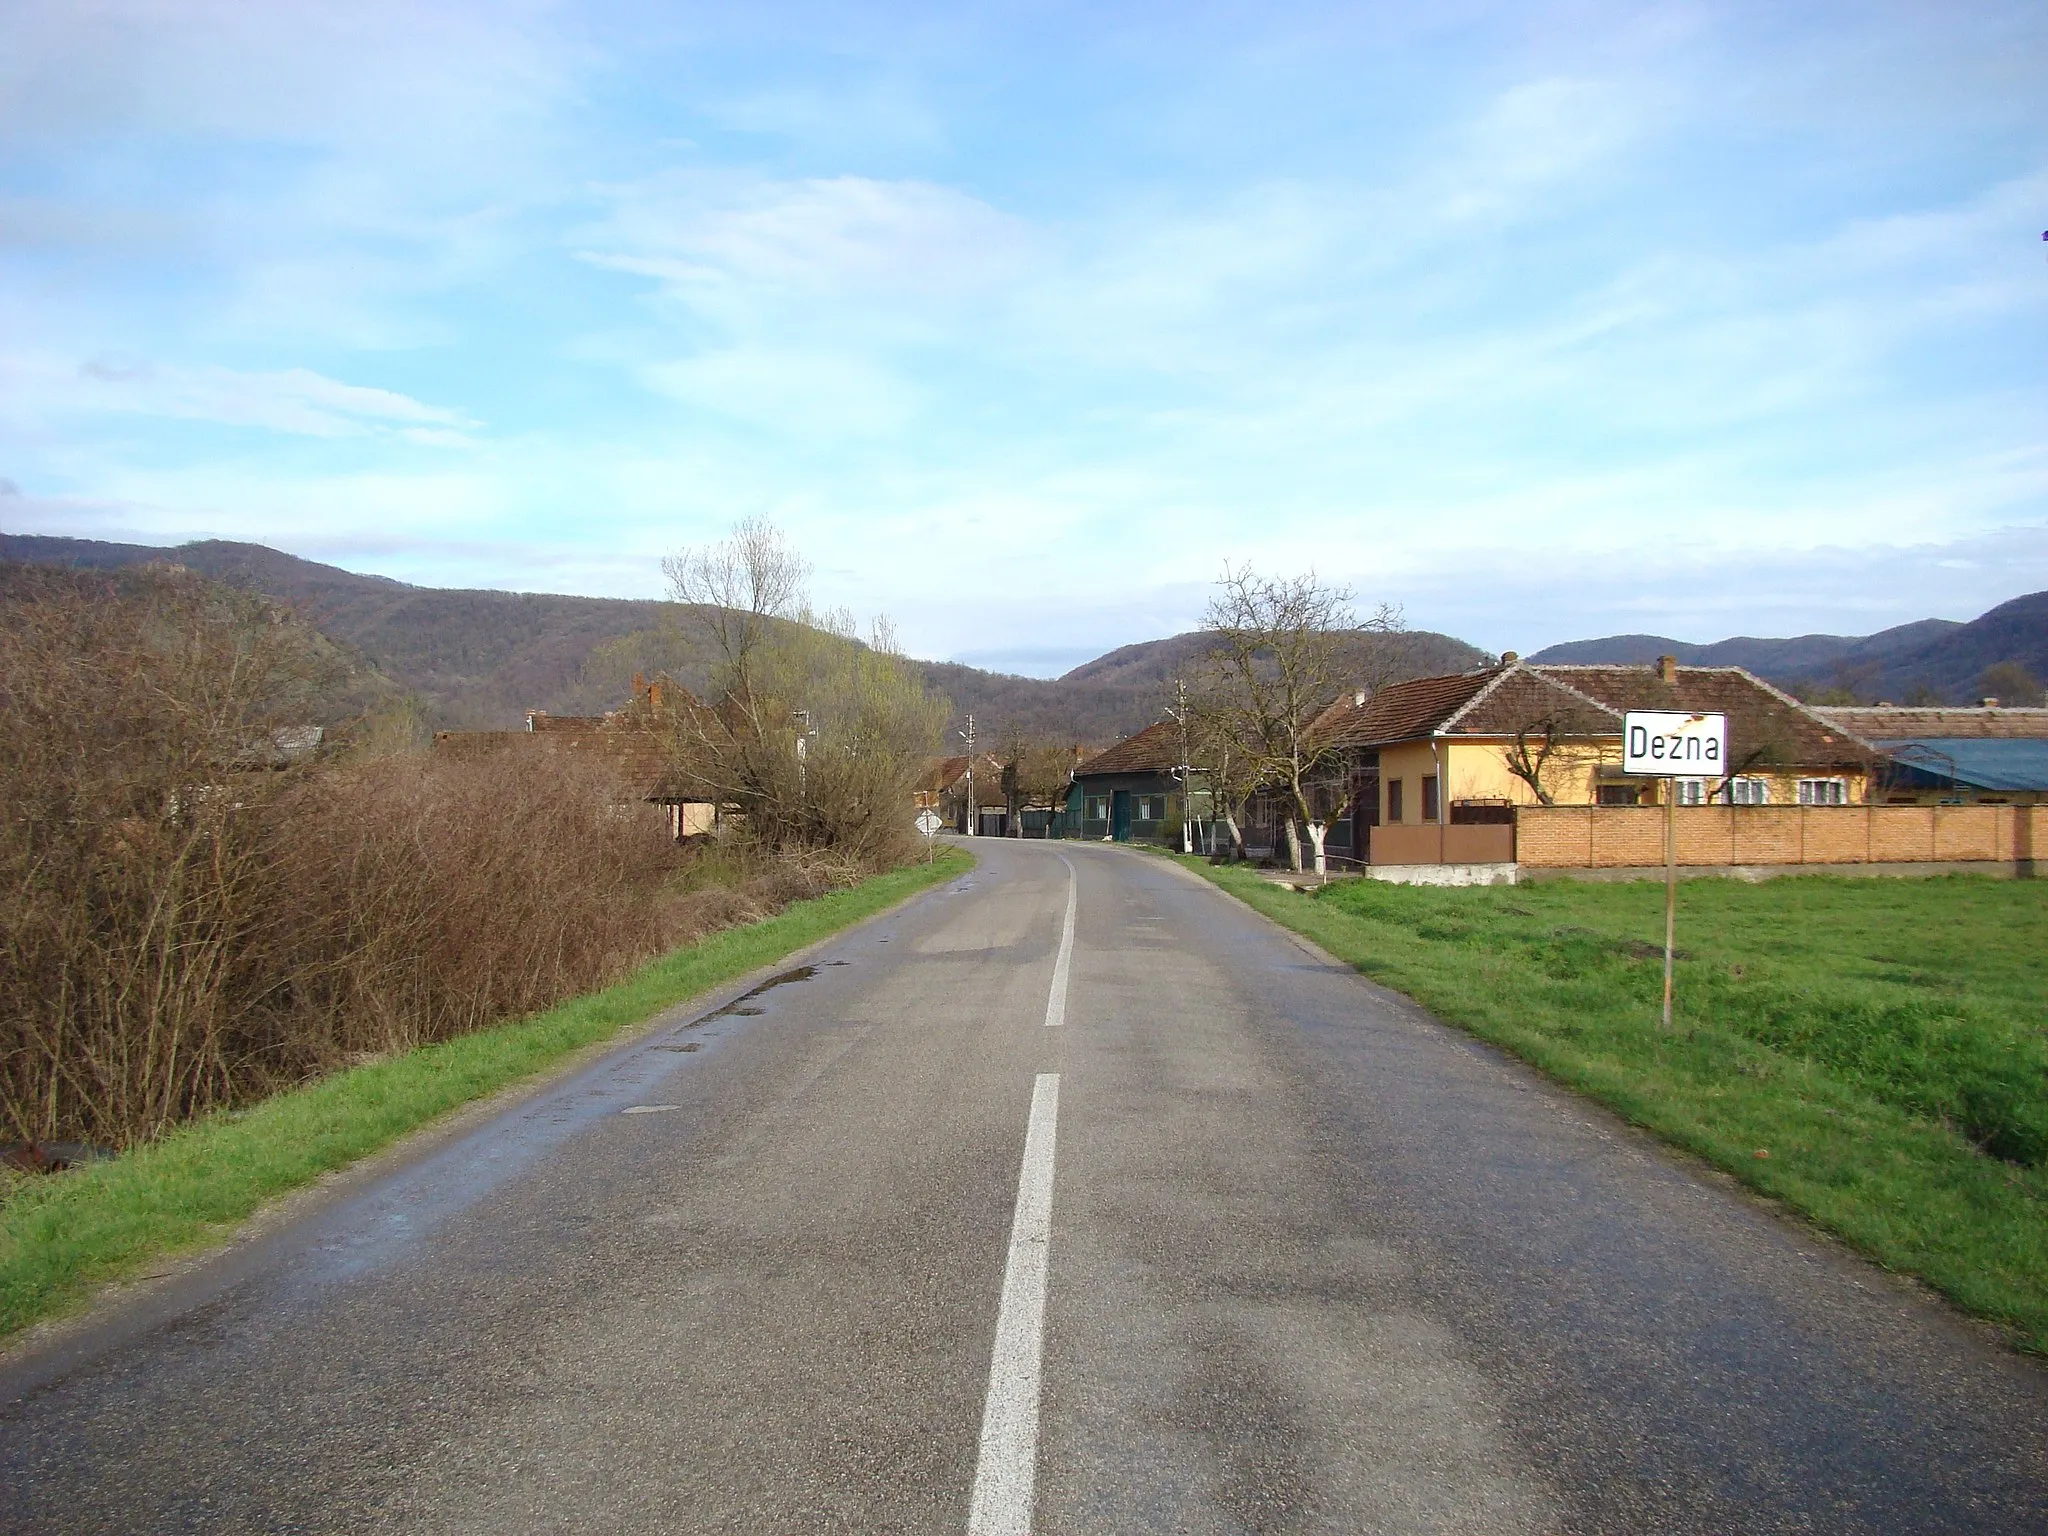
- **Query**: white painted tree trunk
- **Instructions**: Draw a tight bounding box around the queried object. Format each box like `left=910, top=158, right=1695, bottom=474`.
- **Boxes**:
left=1283, top=818, right=1303, bottom=872
left=1306, top=820, right=1328, bottom=876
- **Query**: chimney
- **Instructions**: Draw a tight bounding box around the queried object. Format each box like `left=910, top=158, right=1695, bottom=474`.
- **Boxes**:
left=1353, top=689, right=1367, bottom=707
left=1657, top=655, right=1679, bottom=685
left=1500, top=651, right=1519, bottom=665
left=1980, top=696, right=2001, bottom=709
left=632, top=672, right=647, bottom=696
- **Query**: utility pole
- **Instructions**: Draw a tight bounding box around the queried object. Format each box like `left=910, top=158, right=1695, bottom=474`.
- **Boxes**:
left=1168, top=678, right=1195, bottom=854
left=794, top=709, right=812, bottom=802
left=960, top=713, right=977, bottom=836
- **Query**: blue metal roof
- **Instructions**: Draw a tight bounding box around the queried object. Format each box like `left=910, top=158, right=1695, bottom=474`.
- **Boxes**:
left=1876, top=738, right=2048, bottom=792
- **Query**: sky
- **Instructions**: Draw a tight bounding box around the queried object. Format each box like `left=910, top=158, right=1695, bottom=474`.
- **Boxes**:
left=2, top=1, right=2044, bottom=676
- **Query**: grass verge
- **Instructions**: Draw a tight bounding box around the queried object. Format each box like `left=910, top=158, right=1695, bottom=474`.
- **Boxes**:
left=1182, top=859, right=2048, bottom=1354
left=0, top=847, right=971, bottom=1344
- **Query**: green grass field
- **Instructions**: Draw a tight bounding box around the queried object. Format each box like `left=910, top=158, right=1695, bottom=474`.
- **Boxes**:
left=1190, top=862, right=2048, bottom=1353
left=0, top=848, right=971, bottom=1343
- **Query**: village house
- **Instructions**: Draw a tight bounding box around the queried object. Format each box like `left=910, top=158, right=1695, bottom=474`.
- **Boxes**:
left=1066, top=721, right=1195, bottom=844
left=916, top=752, right=1008, bottom=834
left=1308, top=655, right=1878, bottom=867
left=433, top=673, right=722, bottom=840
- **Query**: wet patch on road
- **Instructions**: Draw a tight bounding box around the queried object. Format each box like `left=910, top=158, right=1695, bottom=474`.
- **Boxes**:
left=672, top=962, right=837, bottom=1035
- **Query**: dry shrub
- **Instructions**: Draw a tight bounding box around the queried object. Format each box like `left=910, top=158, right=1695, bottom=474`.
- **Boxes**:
left=0, top=564, right=331, bottom=1146
left=254, top=750, right=689, bottom=1064
left=0, top=564, right=876, bottom=1151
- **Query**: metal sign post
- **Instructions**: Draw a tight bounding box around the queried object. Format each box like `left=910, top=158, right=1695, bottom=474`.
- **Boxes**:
left=1622, top=711, right=1727, bottom=1030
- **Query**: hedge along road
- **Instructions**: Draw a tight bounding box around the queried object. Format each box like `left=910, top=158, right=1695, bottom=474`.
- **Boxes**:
left=4, top=841, right=2047, bottom=1534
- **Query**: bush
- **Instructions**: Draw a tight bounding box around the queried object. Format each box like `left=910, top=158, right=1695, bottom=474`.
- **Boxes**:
left=0, top=564, right=872, bottom=1151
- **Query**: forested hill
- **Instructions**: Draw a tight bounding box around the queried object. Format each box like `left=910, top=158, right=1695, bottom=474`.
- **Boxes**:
left=0, top=534, right=1485, bottom=743
left=0, top=534, right=674, bottom=729
left=9, top=533, right=2038, bottom=737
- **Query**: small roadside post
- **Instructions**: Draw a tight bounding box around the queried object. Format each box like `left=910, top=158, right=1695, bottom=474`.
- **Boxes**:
left=916, top=806, right=943, bottom=863
left=1622, top=710, right=1727, bottom=1030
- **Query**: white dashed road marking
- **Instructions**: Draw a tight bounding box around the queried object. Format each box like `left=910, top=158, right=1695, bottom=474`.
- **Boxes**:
left=968, top=1072, right=1061, bottom=1536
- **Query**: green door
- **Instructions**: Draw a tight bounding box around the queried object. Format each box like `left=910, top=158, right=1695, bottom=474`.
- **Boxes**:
left=1112, top=789, right=1132, bottom=841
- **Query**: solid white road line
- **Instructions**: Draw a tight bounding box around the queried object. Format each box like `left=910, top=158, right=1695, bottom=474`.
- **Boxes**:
left=1042, top=858, right=1077, bottom=1029
left=968, top=1073, right=1061, bottom=1536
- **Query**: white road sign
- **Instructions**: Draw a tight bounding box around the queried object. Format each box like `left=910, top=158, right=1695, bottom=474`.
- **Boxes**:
left=1623, top=710, right=1727, bottom=777
left=916, top=808, right=944, bottom=837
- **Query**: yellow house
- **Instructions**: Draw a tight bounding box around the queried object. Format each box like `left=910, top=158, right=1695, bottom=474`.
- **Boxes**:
left=1312, top=656, right=1878, bottom=860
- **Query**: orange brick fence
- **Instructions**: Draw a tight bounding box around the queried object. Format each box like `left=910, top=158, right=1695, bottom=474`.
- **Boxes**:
left=1514, top=804, right=2047, bottom=873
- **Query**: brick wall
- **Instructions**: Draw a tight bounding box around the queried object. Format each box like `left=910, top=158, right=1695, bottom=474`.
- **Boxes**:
left=1516, top=804, right=2039, bottom=870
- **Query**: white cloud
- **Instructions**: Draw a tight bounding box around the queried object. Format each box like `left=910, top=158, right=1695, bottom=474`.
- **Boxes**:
left=584, top=171, right=1031, bottom=302
left=697, top=80, right=945, bottom=153
left=1436, top=75, right=1662, bottom=222
left=640, top=348, right=920, bottom=437
left=0, top=353, right=478, bottom=440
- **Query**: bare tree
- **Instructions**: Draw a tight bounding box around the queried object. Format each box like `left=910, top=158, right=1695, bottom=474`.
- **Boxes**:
left=1978, top=661, right=2044, bottom=707
left=1183, top=678, right=1258, bottom=859
left=1192, top=564, right=1402, bottom=873
left=658, top=522, right=945, bottom=861
left=661, top=517, right=810, bottom=706
left=981, top=732, right=1075, bottom=836
left=1501, top=709, right=1608, bottom=805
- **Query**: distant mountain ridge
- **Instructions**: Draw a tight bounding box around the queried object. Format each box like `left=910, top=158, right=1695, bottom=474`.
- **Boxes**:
left=1, top=534, right=675, bottom=730
left=1, top=534, right=1483, bottom=741
left=6, top=534, right=2043, bottom=733
left=1528, top=619, right=1960, bottom=676
left=1530, top=596, right=2046, bottom=702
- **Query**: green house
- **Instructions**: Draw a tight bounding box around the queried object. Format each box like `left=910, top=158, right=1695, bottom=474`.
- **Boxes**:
left=1067, top=721, right=1191, bottom=842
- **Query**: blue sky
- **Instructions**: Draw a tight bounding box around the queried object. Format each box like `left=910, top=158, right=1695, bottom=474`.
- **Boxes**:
left=2, top=1, right=2043, bottom=675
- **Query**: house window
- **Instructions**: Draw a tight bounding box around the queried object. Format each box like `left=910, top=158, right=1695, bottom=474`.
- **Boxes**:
left=1085, top=795, right=1109, bottom=823
left=1135, top=794, right=1166, bottom=821
left=1798, top=778, right=1847, bottom=806
left=1596, top=783, right=1643, bottom=806
left=1387, top=778, right=1404, bottom=823
left=1674, top=778, right=1708, bottom=806
left=1421, top=775, right=1440, bottom=822
left=1726, top=777, right=1769, bottom=805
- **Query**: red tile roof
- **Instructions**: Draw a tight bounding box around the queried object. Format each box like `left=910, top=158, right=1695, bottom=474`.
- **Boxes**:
left=1076, top=720, right=1182, bottom=776
left=917, top=753, right=1003, bottom=794
left=1532, top=665, right=1872, bottom=771
left=1310, top=669, right=1503, bottom=748
left=1312, top=661, right=1875, bottom=772
left=435, top=677, right=731, bottom=801
left=1816, top=706, right=2048, bottom=742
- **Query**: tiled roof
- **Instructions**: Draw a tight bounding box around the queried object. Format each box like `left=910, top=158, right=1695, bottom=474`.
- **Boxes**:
left=1816, top=706, right=2048, bottom=741
left=1445, top=668, right=1619, bottom=738
left=1309, top=671, right=1498, bottom=748
left=1076, top=720, right=1182, bottom=776
left=1314, top=661, right=1876, bottom=772
left=436, top=679, right=733, bottom=801
left=1532, top=665, right=1872, bottom=771
left=920, top=755, right=970, bottom=794
left=918, top=753, right=1002, bottom=793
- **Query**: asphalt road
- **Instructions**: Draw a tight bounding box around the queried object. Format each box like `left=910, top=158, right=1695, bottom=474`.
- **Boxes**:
left=5, top=839, right=2047, bottom=1534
